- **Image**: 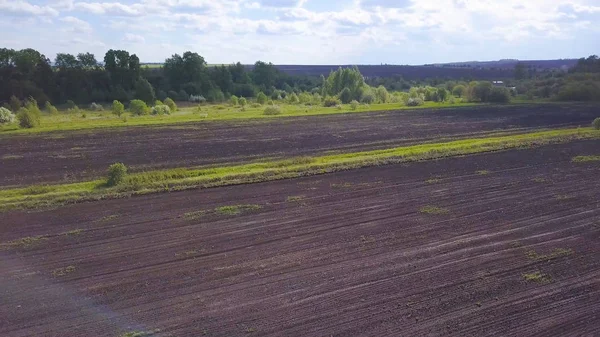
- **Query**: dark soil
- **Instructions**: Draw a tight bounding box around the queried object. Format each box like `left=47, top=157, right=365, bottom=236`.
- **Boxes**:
left=0, top=103, right=597, bottom=187
left=1, top=140, right=599, bottom=337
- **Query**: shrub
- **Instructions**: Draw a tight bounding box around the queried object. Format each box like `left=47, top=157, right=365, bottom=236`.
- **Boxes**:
left=90, top=102, right=103, bottom=111
left=9, top=95, right=21, bottom=112
left=361, top=93, right=375, bottom=104
left=488, top=87, right=511, bottom=103
left=206, top=89, right=225, bottom=103
left=239, top=97, right=247, bottom=106
left=16, top=107, right=40, bottom=128
left=66, top=100, right=77, bottom=109
left=593, top=117, right=600, bottom=130
left=407, top=97, right=424, bottom=106
left=112, top=100, right=125, bottom=117
left=263, top=105, right=282, bottom=115
left=151, top=105, right=171, bottom=115
left=338, top=87, right=352, bottom=104
left=189, top=95, right=206, bottom=103
left=267, top=99, right=274, bottom=106
left=154, top=100, right=163, bottom=106
left=323, top=96, right=341, bottom=107
left=0, top=107, right=15, bottom=124
left=288, top=92, right=299, bottom=104
left=107, top=163, right=127, bottom=186
left=452, top=85, right=466, bottom=97
left=298, top=92, right=311, bottom=104
left=375, top=85, right=390, bottom=103
left=134, top=78, right=156, bottom=104
left=556, top=82, right=600, bottom=101
left=164, top=97, right=177, bottom=112
left=256, top=92, right=268, bottom=105
left=350, top=100, right=360, bottom=110
left=24, top=97, right=42, bottom=117
left=44, top=101, right=58, bottom=114
left=230, top=95, right=239, bottom=106
left=251, top=103, right=262, bottom=108
left=129, top=99, right=148, bottom=116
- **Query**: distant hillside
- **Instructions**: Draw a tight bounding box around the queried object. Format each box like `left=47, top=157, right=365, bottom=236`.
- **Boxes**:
left=429, top=59, right=578, bottom=70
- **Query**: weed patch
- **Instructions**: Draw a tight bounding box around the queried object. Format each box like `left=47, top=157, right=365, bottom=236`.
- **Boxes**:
left=216, top=204, right=261, bottom=215
left=522, top=271, right=552, bottom=284
left=420, top=206, right=449, bottom=215
left=572, top=155, right=600, bottom=163
left=525, top=248, right=573, bottom=261
left=287, top=195, right=305, bottom=202
left=0, top=235, right=48, bottom=250
left=476, top=170, right=491, bottom=175
left=52, top=265, right=76, bottom=277
left=2, top=154, right=23, bottom=160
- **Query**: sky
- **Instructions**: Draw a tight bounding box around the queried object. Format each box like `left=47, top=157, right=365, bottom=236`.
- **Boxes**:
left=0, top=0, right=599, bottom=65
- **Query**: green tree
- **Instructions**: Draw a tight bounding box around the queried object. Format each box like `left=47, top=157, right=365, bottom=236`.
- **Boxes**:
left=338, top=87, right=352, bottom=104
left=256, top=92, right=268, bottom=105
left=107, top=163, right=127, bottom=186
left=514, top=62, right=528, bottom=80
left=134, top=78, right=156, bottom=104
left=9, top=95, right=21, bottom=112
left=164, top=97, right=177, bottom=112
left=112, top=100, right=125, bottom=116
left=129, top=99, right=148, bottom=116
left=452, top=85, right=466, bottom=97
left=230, top=95, right=239, bottom=106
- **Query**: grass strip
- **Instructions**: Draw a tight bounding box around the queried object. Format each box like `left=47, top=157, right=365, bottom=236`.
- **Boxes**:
left=0, top=102, right=477, bottom=135
left=0, top=127, right=597, bottom=211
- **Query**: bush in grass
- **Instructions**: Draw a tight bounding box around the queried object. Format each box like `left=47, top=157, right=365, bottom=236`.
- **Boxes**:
left=90, top=102, right=103, bottom=111
left=151, top=104, right=171, bottom=115
left=407, top=97, right=424, bottom=106
left=112, top=100, right=125, bottom=117
left=288, top=92, right=299, bottom=104
left=189, top=95, right=206, bottom=103
left=338, top=87, right=352, bottom=104
left=230, top=95, right=239, bottom=106
left=239, top=97, right=247, bottom=107
left=256, top=92, right=268, bottom=105
left=350, top=100, right=360, bottom=110
left=263, top=105, right=282, bottom=115
left=298, top=92, right=312, bottom=104
left=66, top=100, right=77, bottom=109
left=360, top=92, right=375, bottom=104
left=323, top=96, right=341, bottom=107
left=9, top=95, right=21, bottom=112
left=129, top=99, right=148, bottom=116
left=251, top=103, right=262, bottom=108
left=0, top=107, right=15, bottom=124
left=24, top=97, right=42, bottom=116
left=488, top=87, right=511, bottom=103
left=107, top=163, right=127, bottom=186
left=154, top=100, right=163, bottom=106
left=44, top=101, right=58, bottom=114
left=267, top=99, right=274, bottom=106
left=16, top=107, right=40, bottom=128
left=164, top=97, right=177, bottom=112
left=593, top=117, right=600, bottom=130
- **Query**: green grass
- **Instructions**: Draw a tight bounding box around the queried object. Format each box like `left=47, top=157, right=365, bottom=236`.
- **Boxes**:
left=215, top=204, right=261, bottom=215
left=0, top=101, right=476, bottom=135
left=525, top=248, right=573, bottom=261
left=287, top=195, right=306, bottom=202
left=52, top=265, right=76, bottom=277
left=419, top=205, right=449, bottom=215
left=2, top=154, right=24, bottom=160
left=0, top=235, right=48, bottom=250
left=522, top=271, right=552, bottom=284
left=0, top=127, right=598, bottom=211
left=476, top=170, right=491, bottom=175
left=572, top=155, right=600, bottom=162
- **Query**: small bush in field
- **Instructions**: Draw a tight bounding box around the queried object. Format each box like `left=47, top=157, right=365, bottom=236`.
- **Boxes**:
left=107, top=163, right=127, bottom=186
left=129, top=99, right=148, bottom=116
left=0, top=107, right=15, bottom=124
left=230, top=95, right=239, bottom=106
left=189, top=95, right=206, bottom=103
left=151, top=105, right=171, bottom=115
left=66, top=100, right=77, bottom=109
left=593, top=117, right=600, bottom=130
left=45, top=101, right=58, bottom=114
left=256, top=92, right=268, bottom=105
left=323, top=96, right=341, bottom=107
left=407, top=97, right=424, bottom=106
left=112, top=100, right=125, bottom=116
left=239, top=97, right=247, bottom=106
left=263, top=105, right=282, bottom=115
left=350, top=100, right=359, bottom=110
left=90, top=102, right=103, bottom=111
left=16, top=107, right=40, bottom=128
left=164, top=97, right=177, bottom=112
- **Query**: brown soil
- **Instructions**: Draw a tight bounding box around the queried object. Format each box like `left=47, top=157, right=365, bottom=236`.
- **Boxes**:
left=0, top=103, right=596, bottom=187
left=1, top=140, right=599, bottom=337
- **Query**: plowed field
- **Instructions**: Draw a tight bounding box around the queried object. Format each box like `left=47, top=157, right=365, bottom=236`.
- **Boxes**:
left=2, top=140, right=599, bottom=337
left=0, top=104, right=596, bottom=186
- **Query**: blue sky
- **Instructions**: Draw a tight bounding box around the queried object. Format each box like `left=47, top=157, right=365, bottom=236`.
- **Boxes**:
left=1, top=0, right=599, bottom=65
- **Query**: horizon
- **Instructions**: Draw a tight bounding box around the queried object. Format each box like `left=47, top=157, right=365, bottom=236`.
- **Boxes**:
left=1, top=0, right=599, bottom=65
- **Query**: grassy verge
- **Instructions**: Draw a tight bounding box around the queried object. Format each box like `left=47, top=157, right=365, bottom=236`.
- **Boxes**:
left=0, top=101, right=477, bottom=135
left=0, top=127, right=597, bottom=211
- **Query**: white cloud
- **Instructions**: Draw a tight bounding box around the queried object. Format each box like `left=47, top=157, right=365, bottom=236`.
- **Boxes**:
left=122, top=33, right=146, bottom=43
left=74, top=2, right=144, bottom=16
left=0, top=0, right=59, bottom=16
left=60, top=15, right=92, bottom=33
